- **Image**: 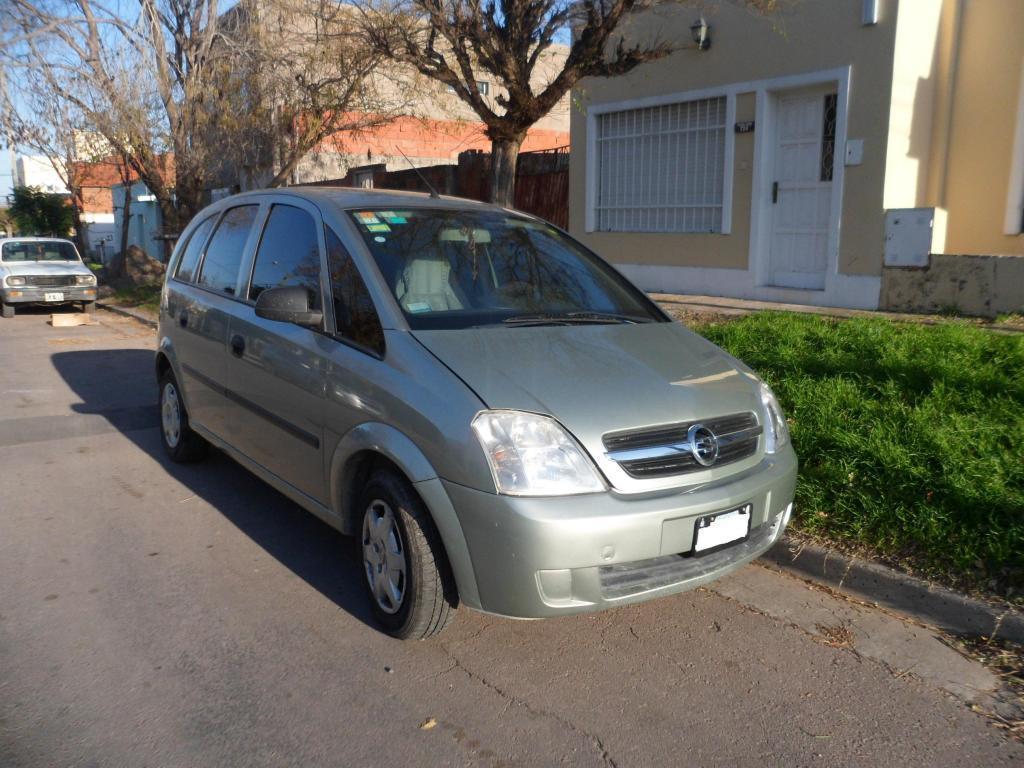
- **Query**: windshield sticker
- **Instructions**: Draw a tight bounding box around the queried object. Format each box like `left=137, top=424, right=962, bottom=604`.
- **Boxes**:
left=379, top=211, right=408, bottom=224
left=366, top=223, right=391, bottom=233
left=405, top=301, right=432, bottom=313
left=356, top=211, right=381, bottom=225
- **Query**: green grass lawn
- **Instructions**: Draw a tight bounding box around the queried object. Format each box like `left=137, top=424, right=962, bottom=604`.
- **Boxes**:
left=696, top=312, right=1024, bottom=594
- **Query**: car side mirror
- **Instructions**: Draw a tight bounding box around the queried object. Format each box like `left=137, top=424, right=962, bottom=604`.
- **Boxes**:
left=254, top=285, right=323, bottom=328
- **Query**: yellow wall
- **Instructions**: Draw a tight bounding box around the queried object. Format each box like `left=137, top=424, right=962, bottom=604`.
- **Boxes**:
left=569, top=0, right=899, bottom=277
left=938, top=0, right=1024, bottom=255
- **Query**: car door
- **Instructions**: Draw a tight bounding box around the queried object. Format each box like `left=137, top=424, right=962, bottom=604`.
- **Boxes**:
left=166, top=206, right=261, bottom=439
left=319, top=220, right=390, bottom=459
left=223, top=198, right=331, bottom=503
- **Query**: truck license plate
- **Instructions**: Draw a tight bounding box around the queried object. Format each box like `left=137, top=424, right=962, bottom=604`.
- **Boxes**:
left=44, top=292, right=64, bottom=302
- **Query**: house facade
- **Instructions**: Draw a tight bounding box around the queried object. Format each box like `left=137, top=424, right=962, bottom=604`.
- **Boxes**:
left=569, top=0, right=1024, bottom=315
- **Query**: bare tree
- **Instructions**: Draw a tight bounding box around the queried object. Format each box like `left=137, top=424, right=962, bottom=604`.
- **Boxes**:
left=360, top=0, right=687, bottom=205
left=0, top=64, right=107, bottom=255
left=2, top=0, right=397, bottom=241
left=1, top=0, right=228, bottom=237
left=215, top=0, right=407, bottom=189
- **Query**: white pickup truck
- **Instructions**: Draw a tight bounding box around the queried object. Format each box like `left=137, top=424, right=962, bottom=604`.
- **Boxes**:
left=0, top=238, right=98, bottom=318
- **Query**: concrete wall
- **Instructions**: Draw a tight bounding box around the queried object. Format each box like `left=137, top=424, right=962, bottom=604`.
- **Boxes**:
left=881, top=253, right=1024, bottom=317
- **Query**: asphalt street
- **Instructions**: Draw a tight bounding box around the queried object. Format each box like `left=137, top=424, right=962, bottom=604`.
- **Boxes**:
left=1, top=307, right=1019, bottom=767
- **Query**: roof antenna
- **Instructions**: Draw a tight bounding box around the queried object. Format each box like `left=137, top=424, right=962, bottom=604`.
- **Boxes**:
left=394, top=145, right=440, bottom=199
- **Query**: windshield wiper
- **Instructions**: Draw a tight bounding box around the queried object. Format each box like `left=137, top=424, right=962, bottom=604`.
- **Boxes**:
left=501, top=312, right=648, bottom=327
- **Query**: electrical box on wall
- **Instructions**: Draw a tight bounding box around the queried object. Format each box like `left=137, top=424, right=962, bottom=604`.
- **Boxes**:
left=884, top=208, right=947, bottom=268
left=845, top=139, right=864, bottom=165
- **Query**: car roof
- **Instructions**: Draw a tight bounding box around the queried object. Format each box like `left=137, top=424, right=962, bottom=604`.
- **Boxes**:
left=213, top=186, right=505, bottom=214
left=0, top=237, right=76, bottom=244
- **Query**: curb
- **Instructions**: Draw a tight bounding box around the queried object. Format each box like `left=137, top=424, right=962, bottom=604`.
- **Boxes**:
left=764, top=535, right=1024, bottom=643
left=97, top=302, right=158, bottom=329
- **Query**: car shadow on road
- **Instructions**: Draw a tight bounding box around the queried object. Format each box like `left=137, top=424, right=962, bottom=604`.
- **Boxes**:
left=51, top=348, right=378, bottom=630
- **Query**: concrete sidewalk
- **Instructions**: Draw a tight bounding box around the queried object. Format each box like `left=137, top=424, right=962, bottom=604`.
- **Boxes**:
left=652, top=292, right=1024, bottom=331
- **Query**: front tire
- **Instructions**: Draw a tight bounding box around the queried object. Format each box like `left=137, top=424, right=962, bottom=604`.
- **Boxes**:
left=159, top=370, right=208, bottom=462
left=1, top=302, right=13, bottom=318
left=359, top=470, right=458, bottom=639
left=82, top=301, right=96, bottom=314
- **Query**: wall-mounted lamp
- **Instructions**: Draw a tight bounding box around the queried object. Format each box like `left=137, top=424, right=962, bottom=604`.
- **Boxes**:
left=690, top=17, right=711, bottom=51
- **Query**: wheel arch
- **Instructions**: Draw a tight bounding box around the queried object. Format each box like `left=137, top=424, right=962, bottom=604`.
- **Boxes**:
left=329, top=423, right=481, bottom=609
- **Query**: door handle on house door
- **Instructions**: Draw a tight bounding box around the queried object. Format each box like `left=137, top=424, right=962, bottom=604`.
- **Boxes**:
left=772, top=181, right=779, bottom=204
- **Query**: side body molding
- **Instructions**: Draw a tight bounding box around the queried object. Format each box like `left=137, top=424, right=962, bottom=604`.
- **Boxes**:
left=328, top=422, right=482, bottom=609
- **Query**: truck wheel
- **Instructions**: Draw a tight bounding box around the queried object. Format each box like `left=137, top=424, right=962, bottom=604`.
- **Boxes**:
left=159, top=370, right=208, bottom=463
left=82, top=301, right=96, bottom=314
left=1, top=303, right=13, bottom=318
left=359, top=469, right=458, bottom=639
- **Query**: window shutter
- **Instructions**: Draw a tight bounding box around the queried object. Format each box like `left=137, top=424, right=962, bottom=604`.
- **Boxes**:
left=596, top=97, right=727, bottom=233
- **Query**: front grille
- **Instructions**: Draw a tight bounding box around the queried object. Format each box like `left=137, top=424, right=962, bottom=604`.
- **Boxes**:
left=23, top=275, right=77, bottom=288
left=603, top=412, right=761, bottom=479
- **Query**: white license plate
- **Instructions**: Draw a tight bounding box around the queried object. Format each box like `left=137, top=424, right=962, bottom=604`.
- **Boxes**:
left=693, top=505, right=752, bottom=553
left=43, top=292, right=65, bottom=302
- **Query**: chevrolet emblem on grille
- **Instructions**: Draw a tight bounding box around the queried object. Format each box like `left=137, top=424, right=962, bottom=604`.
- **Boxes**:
left=687, top=423, right=719, bottom=466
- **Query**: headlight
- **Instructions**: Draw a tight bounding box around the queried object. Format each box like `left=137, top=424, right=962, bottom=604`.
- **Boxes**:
left=5, top=276, right=25, bottom=286
left=759, top=382, right=790, bottom=453
left=75, top=274, right=97, bottom=286
left=472, top=410, right=605, bottom=496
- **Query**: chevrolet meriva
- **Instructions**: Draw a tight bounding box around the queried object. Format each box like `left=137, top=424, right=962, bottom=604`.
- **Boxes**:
left=156, top=189, right=797, bottom=639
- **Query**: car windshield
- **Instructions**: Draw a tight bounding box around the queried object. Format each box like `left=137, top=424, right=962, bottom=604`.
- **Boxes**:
left=1, top=240, right=80, bottom=262
left=347, top=208, right=665, bottom=330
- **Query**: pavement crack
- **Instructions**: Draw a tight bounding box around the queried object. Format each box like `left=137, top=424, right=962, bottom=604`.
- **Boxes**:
left=445, top=654, right=620, bottom=768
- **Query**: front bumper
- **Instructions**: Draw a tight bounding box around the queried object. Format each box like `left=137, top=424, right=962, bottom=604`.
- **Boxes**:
left=444, top=445, right=797, bottom=619
left=1, top=286, right=97, bottom=304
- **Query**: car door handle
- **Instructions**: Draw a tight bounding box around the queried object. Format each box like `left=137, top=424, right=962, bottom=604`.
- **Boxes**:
left=230, top=334, right=246, bottom=357
left=772, top=181, right=779, bottom=204
left=178, top=309, right=188, bottom=327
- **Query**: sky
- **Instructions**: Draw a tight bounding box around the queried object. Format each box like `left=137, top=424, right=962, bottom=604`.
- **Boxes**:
left=0, top=151, right=13, bottom=202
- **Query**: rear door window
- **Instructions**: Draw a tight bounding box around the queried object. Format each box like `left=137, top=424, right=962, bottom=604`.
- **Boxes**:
left=174, top=216, right=215, bottom=283
left=248, top=205, right=322, bottom=307
left=196, top=205, right=259, bottom=296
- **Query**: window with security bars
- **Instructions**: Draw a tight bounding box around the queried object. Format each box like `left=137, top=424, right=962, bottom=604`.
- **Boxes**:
left=595, top=96, right=727, bottom=233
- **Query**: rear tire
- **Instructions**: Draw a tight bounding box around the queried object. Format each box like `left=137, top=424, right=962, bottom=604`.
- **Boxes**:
left=358, top=469, right=458, bottom=639
left=159, top=370, right=208, bottom=463
left=1, top=302, right=13, bottom=318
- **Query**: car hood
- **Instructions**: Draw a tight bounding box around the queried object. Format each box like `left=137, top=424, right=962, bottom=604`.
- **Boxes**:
left=2, top=261, right=92, bottom=277
left=413, top=322, right=765, bottom=489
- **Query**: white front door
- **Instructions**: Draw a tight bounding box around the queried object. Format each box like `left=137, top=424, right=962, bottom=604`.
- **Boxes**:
left=768, top=88, right=837, bottom=290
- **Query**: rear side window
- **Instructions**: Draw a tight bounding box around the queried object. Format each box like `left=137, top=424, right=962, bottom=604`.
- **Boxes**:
left=326, top=227, right=384, bottom=356
left=197, top=205, right=259, bottom=296
left=248, top=204, right=322, bottom=307
left=174, top=216, right=215, bottom=283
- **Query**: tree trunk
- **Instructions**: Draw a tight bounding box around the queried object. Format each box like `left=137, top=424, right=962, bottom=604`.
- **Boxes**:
left=489, top=135, right=524, bottom=207
left=119, top=185, right=132, bottom=264
left=69, top=200, right=88, bottom=258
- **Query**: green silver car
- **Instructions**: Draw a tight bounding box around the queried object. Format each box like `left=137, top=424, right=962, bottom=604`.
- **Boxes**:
left=156, top=188, right=797, bottom=639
